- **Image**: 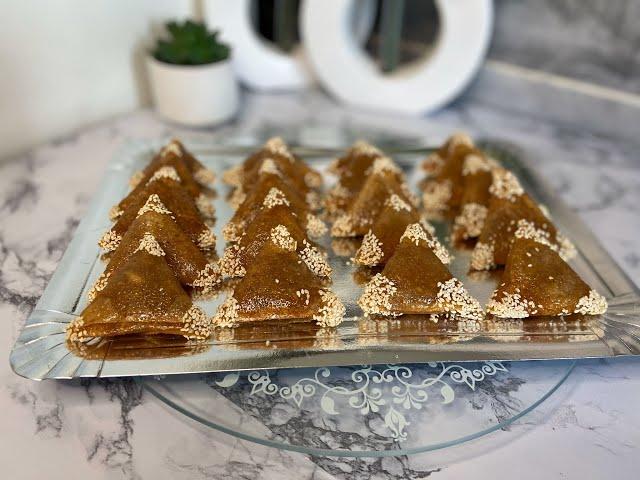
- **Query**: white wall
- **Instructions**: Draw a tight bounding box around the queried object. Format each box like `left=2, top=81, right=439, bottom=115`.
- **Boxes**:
left=0, top=0, right=195, bottom=159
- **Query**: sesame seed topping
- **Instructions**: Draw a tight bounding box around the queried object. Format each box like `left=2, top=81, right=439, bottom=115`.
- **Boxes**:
left=355, top=231, right=384, bottom=266
left=556, top=232, right=577, bottom=261
left=331, top=214, right=355, bottom=237
left=300, top=240, right=332, bottom=277
left=222, top=222, right=242, bottom=242
left=385, top=193, right=412, bottom=212
left=368, top=156, right=402, bottom=176
left=222, top=164, right=243, bottom=187
left=109, top=205, right=123, bottom=221
left=489, top=169, right=524, bottom=201
left=195, top=194, right=216, bottom=219
left=462, top=154, right=491, bottom=176
left=98, top=229, right=122, bottom=252
left=136, top=232, right=165, bottom=256
left=453, top=202, right=488, bottom=239
left=180, top=305, right=212, bottom=340
left=313, top=290, right=345, bottom=327
left=514, top=219, right=555, bottom=250
left=161, top=141, right=182, bottom=158
left=262, top=187, right=290, bottom=209
left=219, top=244, right=246, bottom=277
left=87, top=272, right=110, bottom=302
left=259, top=158, right=282, bottom=176
left=400, top=223, right=426, bottom=244
left=137, top=194, right=174, bottom=219
left=421, top=152, right=444, bottom=176
left=422, top=180, right=452, bottom=211
left=470, top=241, right=495, bottom=270
left=447, top=132, right=473, bottom=153
left=306, top=213, right=328, bottom=238
left=304, top=171, right=322, bottom=188
left=148, top=166, right=181, bottom=184
left=263, top=137, right=293, bottom=161
left=358, top=273, right=399, bottom=317
left=128, top=170, right=144, bottom=189
left=486, top=291, right=537, bottom=318
left=350, top=140, right=382, bottom=157
left=191, top=263, right=222, bottom=293
left=197, top=229, right=217, bottom=251
left=574, top=290, right=608, bottom=315
left=194, top=167, right=216, bottom=186
left=270, top=225, right=297, bottom=251
left=435, top=278, right=483, bottom=319
left=213, top=297, right=239, bottom=327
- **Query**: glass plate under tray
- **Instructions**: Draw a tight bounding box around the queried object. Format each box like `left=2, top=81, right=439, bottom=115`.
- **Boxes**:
left=142, top=360, right=575, bottom=456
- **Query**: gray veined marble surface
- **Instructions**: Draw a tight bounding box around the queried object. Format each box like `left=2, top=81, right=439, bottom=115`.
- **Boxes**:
left=1, top=89, right=640, bottom=479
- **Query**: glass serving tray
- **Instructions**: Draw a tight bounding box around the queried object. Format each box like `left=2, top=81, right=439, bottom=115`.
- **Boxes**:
left=10, top=137, right=640, bottom=380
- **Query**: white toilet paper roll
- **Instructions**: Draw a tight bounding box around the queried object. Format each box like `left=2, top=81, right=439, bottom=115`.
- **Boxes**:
left=301, top=0, right=493, bottom=114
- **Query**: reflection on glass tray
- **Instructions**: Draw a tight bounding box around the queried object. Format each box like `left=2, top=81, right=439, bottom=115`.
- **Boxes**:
left=9, top=135, right=640, bottom=380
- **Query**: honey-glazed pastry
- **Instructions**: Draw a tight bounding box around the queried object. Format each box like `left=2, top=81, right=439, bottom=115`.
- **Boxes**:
left=223, top=137, right=322, bottom=191
left=353, top=195, right=445, bottom=267
left=112, top=164, right=215, bottom=222
left=229, top=157, right=320, bottom=211
left=90, top=212, right=220, bottom=301
left=130, top=139, right=215, bottom=188
left=325, top=155, right=403, bottom=218
left=420, top=132, right=473, bottom=177
left=67, top=234, right=212, bottom=342
left=486, top=222, right=607, bottom=318
left=452, top=153, right=498, bottom=240
left=358, top=223, right=482, bottom=319
left=470, top=169, right=575, bottom=270
left=213, top=225, right=345, bottom=327
left=220, top=198, right=330, bottom=278
left=67, top=334, right=210, bottom=360
left=331, top=160, right=416, bottom=237
left=223, top=165, right=326, bottom=242
left=421, top=133, right=479, bottom=213
left=327, top=140, right=383, bottom=177
left=99, top=181, right=216, bottom=253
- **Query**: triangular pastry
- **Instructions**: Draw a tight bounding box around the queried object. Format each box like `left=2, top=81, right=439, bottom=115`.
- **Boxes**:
left=228, top=157, right=320, bottom=211
left=358, top=224, right=482, bottom=319
left=99, top=180, right=216, bottom=253
left=470, top=169, right=575, bottom=270
left=353, top=195, right=445, bottom=267
left=452, top=153, right=497, bottom=240
left=90, top=211, right=220, bottom=301
left=113, top=164, right=215, bottom=221
left=327, top=140, right=383, bottom=176
left=486, top=222, right=607, bottom=318
left=223, top=167, right=326, bottom=242
left=223, top=137, right=322, bottom=191
left=213, top=225, right=345, bottom=327
left=422, top=141, right=480, bottom=213
left=325, top=155, right=404, bottom=218
left=220, top=200, right=330, bottom=279
left=331, top=161, right=416, bottom=237
left=130, top=139, right=215, bottom=189
left=68, top=234, right=212, bottom=342
left=420, top=132, right=473, bottom=177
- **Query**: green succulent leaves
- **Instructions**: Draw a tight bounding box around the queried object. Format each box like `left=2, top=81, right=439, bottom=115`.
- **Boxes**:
left=153, top=20, right=231, bottom=66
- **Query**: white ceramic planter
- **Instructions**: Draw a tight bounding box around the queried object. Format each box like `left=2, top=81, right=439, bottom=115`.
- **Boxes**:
left=147, top=56, right=239, bottom=126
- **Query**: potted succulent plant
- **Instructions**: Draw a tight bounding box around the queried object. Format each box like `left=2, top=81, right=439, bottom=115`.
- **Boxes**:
left=147, top=20, right=239, bottom=126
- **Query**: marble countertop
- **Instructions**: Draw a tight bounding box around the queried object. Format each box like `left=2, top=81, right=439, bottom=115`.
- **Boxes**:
left=1, top=90, right=639, bottom=479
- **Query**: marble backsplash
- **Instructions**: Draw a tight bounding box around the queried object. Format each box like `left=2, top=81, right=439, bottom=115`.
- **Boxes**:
left=490, top=0, right=640, bottom=96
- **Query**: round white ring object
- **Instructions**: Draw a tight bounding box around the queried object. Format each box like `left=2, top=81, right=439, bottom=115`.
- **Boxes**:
left=301, top=0, right=493, bottom=114
left=204, top=0, right=313, bottom=90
